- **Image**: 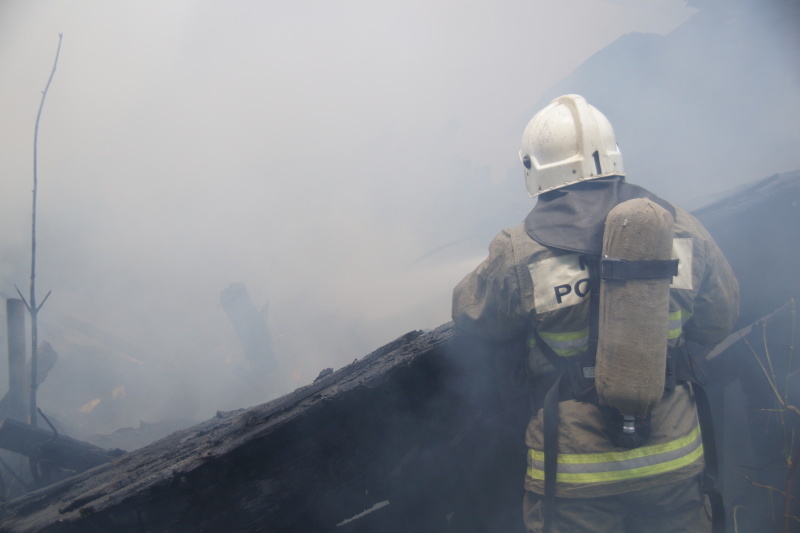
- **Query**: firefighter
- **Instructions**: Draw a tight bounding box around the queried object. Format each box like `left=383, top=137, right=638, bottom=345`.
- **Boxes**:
left=452, top=94, right=739, bottom=532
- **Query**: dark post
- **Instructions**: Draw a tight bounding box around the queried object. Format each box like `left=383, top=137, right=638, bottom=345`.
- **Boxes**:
left=6, top=299, right=27, bottom=421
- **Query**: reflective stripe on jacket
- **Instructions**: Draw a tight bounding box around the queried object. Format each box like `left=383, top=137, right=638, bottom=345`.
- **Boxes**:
left=523, top=384, right=704, bottom=497
left=528, top=423, right=703, bottom=484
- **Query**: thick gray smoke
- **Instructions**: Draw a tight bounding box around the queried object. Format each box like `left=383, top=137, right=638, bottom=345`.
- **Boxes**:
left=2, top=0, right=791, bottom=448
left=534, top=1, right=800, bottom=208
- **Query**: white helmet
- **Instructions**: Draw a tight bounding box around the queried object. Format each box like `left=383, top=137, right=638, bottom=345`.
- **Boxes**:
left=519, top=94, right=624, bottom=197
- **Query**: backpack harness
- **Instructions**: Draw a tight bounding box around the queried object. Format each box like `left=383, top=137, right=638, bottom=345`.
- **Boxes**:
left=530, top=254, right=724, bottom=533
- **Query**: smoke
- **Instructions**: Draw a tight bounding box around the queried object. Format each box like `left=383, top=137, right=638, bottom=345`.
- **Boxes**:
left=0, top=2, right=796, bottom=528
left=534, top=0, right=800, bottom=207
left=1, top=0, right=697, bottom=436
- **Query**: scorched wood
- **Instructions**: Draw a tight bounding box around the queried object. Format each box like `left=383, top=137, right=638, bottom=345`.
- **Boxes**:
left=0, top=419, right=124, bottom=474
left=0, top=171, right=796, bottom=533
left=0, top=327, right=529, bottom=532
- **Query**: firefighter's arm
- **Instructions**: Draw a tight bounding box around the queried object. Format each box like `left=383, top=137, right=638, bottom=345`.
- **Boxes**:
left=452, top=229, right=526, bottom=342
left=683, top=236, right=740, bottom=346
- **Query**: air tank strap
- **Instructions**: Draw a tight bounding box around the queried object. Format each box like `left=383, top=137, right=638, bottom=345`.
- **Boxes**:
left=586, top=255, right=601, bottom=370
left=600, top=258, right=679, bottom=281
left=533, top=327, right=592, bottom=533
left=542, top=375, right=566, bottom=533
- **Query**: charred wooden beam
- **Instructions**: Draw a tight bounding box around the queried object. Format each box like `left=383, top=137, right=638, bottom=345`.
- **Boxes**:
left=0, top=326, right=529, bottom=533
left=0, top=419, right=124, bottom=474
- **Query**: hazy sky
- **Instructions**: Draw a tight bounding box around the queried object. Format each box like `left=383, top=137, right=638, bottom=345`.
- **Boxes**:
left=0, top=0, right=695, bottom=429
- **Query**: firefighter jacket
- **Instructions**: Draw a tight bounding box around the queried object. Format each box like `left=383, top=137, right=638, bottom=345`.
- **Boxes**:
left=452, top=178, right=739, bottom=498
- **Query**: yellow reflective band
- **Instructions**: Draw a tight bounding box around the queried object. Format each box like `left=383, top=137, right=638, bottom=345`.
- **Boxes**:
left=539, top=328, right=590, bottom=342
left=539, top=328, right=589, bottom=357
left=526, top=445, right=704, bottom=483
left=669, top=309, right=693, bottom=322
left=552, top=346, right=588, bottom=358
left=530, top=425, right=700, bottom=464
left=668, top=326, right=683, bottom=340
left=668, top=309, right=692, bottom=339
left=527, top=425, right=703, bottom=483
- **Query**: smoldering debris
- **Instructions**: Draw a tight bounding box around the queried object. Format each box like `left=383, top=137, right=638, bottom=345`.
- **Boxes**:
left=0, top=171, right=796, bottom=532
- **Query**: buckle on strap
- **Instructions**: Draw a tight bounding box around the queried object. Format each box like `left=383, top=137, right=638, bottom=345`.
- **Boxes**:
left=600, top=258, right=679, bottom=281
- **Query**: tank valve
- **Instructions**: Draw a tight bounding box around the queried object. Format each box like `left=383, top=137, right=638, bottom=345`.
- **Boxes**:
left=622, top=415, right=636, bottom=434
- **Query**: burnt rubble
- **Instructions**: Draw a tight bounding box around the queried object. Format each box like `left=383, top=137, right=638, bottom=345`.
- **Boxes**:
left=0, top=171, right=798, bottom=532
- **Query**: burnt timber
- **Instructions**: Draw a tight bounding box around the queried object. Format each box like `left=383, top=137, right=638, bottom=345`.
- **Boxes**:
left=0, top=326, right=529, bottom=532
left=0, top=419, right=123, bottom=474
left=0, top=171, right=798, bottom=532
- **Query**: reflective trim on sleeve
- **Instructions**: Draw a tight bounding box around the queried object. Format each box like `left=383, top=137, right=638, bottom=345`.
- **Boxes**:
left=537, top=328, right=590, bottom=358
left=527, top=425, right=703, bottom=483
left=668, top=309, right=693, bottom=340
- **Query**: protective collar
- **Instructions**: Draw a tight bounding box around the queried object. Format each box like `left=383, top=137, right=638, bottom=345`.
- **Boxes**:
left=524, top=177, right=675, bottom=254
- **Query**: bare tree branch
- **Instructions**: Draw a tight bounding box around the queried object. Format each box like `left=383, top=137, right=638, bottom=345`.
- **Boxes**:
left=29, top=33, right=62, bottom=428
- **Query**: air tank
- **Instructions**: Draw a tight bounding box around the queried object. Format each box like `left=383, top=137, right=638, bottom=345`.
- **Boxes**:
left=595, top=198, right=674, bottom=418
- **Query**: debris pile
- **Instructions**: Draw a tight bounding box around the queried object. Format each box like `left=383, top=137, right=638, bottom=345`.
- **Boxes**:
left=0, top=171, right=797, bottom=532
